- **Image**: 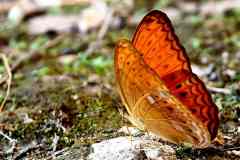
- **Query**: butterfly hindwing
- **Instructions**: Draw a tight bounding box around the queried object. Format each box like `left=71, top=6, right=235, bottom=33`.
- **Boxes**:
left=115, top=39, right=211, bottom=147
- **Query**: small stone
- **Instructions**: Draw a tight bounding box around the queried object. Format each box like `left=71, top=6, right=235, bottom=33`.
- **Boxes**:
left=87, top=137, right=144, bottom=160
left=87, top=136, right=176, bottom=160
left=232, top=150, right=240, bottom=156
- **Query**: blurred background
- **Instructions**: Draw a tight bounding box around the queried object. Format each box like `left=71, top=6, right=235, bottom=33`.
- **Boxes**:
left=0, top=0, right=240, bottom=159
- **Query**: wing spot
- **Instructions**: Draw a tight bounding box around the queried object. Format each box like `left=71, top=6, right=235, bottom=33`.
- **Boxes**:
left=186, top=128, right=192, bottom=133
left=147, top=40, right=152, bottom=46
left=163, top=64, right=169, bottom=68
left=176, top=83, right=181, bottom=89
left=190, top=108, right=197, bottom=113
left=166, top=107, right=173, bottom=111
left=192, top=136, right=198, bottom=141
left=179, top=92, right=187, bottom=97
left=146, top=81, right=151, bottom=86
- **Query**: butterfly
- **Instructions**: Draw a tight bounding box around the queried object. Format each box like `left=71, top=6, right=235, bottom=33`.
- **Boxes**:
left=114, top=10, right=219, bottom=148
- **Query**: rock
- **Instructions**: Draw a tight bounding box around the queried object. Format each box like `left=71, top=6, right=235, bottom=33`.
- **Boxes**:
left=191, top=64, right=214, bottom=77
left=87, top=136, right=176, bottom=160
left=144, top=141, right=176, bottom=160
left=87, top=137, right=145, bottom=160
left=232, top=150, right=240, bottom=157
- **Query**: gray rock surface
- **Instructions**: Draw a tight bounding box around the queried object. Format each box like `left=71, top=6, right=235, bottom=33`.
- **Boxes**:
left=87, top=136, right=176, bottom=160
left=87, top=137, right=145, bottom=160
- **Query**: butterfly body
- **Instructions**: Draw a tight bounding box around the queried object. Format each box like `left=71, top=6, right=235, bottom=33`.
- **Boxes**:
left=115, top=10, right=219, bottom=148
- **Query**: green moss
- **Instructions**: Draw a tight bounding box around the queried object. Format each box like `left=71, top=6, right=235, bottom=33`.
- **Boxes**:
left=70, top=53, right=113, bottom=75
left=1, top=2, right=240, bottom=158
left=176, top=146, right=193, bottom=159
left=69, top=95, right=122, bottom=143
left=3, top=76, right=122, bottom=150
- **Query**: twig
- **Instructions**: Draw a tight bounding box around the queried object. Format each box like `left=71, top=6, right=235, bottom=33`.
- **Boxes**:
left=52, top=133, right=59, bottom=154
left=0, top=35, right=64, bottom=110
left=223, top=146, right=240, bottom=151
left=85, top=8, right=113, bottom=55
left=45, top=148, right=69, bottom=160
left=0, top=54, right=12, bottom=112
left=43, top=34, right=66, bottom=49
left=13, top=142, right=43, bottom=160
left=10, top=50, right=35, bottom=73
left=11, top=34, right=65, bottom=73
left=0, top=130, right=17, bottom=157
left=207, top=86, right=231, bottom=95
left=0, top=130, right=17, bottom=144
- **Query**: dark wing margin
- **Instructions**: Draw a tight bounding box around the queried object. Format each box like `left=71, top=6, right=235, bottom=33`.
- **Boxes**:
left=132, top=10, right=191, bottom=77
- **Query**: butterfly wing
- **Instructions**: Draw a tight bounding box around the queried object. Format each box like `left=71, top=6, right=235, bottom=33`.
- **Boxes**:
left=162, top=70, right=220, bottom=140
left=115, top=39, right=211, bottom=148
left=132, top=10, right=219, bottom=140
left=132, top=10, right=191, bottom=77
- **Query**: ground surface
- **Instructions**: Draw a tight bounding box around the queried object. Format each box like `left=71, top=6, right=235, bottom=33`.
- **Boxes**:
left=0, top=0, right=240, bottom=159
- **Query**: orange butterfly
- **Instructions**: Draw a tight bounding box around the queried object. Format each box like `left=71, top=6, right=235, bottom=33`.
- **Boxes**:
left=114, top=10, right=219, bottom=148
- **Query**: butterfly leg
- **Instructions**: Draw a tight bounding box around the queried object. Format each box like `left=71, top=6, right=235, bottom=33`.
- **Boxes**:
left=116, top=103, right=134, bottom=143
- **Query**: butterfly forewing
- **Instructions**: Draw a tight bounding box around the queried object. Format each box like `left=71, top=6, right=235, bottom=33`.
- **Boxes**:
left=132, top=10, right=191, bottom=77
